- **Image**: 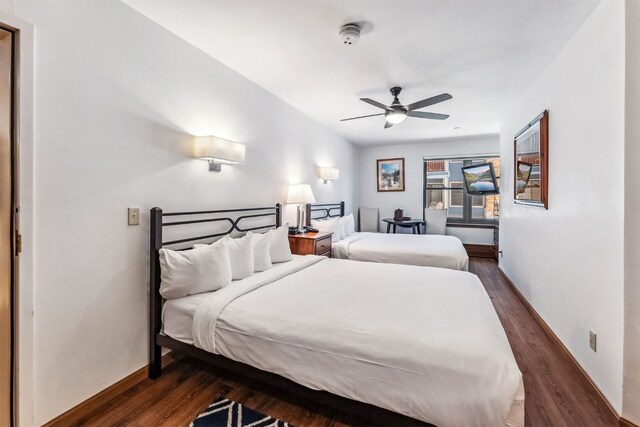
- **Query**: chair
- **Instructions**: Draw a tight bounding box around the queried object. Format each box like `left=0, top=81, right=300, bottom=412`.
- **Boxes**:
left=424, top=208, right=448, bottom=235
left=359, top=207, right=379, bottom=232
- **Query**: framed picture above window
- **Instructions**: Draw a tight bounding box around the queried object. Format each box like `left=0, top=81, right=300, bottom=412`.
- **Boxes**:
left=377, top=158, right=405, bottom=192
left=514, top=110, right=549, bottom=208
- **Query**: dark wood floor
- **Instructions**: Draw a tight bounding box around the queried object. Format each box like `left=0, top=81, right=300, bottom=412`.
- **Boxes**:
left=73, top=258, right=618, bottom=427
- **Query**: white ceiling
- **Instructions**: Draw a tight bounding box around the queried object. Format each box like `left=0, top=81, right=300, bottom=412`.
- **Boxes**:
left=125, top=0, right=599, bottom=146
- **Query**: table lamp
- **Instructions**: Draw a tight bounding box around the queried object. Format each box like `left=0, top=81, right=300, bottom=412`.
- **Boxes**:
left=287, top=184, right=316, bottom=233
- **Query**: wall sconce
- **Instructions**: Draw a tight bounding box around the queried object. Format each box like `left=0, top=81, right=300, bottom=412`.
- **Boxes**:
left=318, top=167, right=339, bottom=184
left=194, top=135, right=246, bottom=172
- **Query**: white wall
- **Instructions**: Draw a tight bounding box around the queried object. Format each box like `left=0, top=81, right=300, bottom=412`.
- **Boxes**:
left=499, top=0, right=624, bottom=413
left=359, top=135, right=499, bottom=244
left=5, top=1, right=359, bottom=424
left=623, top=0, right=640, bottom=423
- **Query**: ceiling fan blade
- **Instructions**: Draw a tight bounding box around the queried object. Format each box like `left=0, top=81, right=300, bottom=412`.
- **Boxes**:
left=360, top=98, right=390, bottom=110
left=407, top=111, right=450, bottom=120
left=384, top=121, right=394, bottom=129
left=340, top=113, right=385, bottom=122
left=406, top=93, right=452, bottom=112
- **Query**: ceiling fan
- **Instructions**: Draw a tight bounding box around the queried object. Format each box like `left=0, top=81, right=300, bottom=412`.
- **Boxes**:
left=341, top=87, right=452, bottom=128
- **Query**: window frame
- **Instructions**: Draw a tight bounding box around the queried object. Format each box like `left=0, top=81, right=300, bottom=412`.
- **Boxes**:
left=425, top=181, right=445, bottom=208
left=448, top=181, right=464, bottom=208
left=471, top=195, right=486, bottom=208
left=423, top=156, right=500, bottom=227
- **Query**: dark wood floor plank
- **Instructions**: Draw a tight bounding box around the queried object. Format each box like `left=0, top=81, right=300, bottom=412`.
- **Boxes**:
left=74, top=361, right=205, bottom=426
left=133, top=372, right=223, bottom=426
left=471, top=261, right=571, bottom=427
left=479, top=260, right=589, bottom=425
left=471, top=262, right=562, bottom=420
left=75, top=258, right=617, bottom=427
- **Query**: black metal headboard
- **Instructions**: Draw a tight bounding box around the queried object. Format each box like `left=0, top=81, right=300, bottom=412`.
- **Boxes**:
left=148, top=204, right=281, bottom=378
left=305, top=202, right=345, bottom=225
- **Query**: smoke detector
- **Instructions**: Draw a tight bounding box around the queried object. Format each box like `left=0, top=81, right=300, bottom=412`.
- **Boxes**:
left=339, top=23, right=360, bottom=45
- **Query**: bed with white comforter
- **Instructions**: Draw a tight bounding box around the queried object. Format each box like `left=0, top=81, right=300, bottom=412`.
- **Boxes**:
left=164, top=255, right=523, bottom=426
left=332, top=232, right=469, bottom=271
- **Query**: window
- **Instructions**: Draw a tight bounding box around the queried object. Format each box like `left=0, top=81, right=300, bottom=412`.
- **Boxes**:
left=449, top=182, right=463, bottom=207
left=426, top=181, right=444, bottom=206
left=472, top=195, right=485, bottom=208
left=423, top=156, right=500, bottom=225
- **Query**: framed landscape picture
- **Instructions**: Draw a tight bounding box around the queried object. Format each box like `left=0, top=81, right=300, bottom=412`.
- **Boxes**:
left=377, top=158, right=405, bottom=192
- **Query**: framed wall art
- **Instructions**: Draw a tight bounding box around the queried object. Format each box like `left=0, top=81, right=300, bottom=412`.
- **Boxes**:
left=377, top=158, right=405, bottom=192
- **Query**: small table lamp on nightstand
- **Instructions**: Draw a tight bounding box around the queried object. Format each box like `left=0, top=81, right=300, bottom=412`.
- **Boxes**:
left=287, top=184, right=316, bottom=233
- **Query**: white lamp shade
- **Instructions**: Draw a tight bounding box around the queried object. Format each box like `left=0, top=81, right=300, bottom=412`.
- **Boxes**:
left=287, top=184, right=316, bottom=204
left=318, top=167, right=339, bottom=181
left=195, top=136, right=245, bottom=164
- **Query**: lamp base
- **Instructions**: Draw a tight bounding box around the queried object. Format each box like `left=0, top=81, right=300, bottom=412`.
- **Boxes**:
left=296, top=204, right=307, bottom=232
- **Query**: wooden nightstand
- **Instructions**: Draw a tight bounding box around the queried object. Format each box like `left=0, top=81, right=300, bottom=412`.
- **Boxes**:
left=288, top=231, right=332, bottom=257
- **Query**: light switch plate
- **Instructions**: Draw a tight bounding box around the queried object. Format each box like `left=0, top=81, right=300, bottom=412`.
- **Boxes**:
left=589, top=331, right=597, bottom=352
left=128, top=208, right=140, bottom=226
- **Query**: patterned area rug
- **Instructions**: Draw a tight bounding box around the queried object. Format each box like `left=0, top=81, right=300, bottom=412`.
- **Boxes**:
left=191, top=397, right=291, bottom=427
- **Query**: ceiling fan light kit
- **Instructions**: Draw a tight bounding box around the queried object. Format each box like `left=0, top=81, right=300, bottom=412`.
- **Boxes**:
left=341, top=86, right=452, bottom=129
left=385, top=110, right=407, bottom=124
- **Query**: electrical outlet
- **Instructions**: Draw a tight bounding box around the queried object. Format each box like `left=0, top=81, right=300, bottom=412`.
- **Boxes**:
left=589, top=331, right=597, bottom=352
left=128, top=208, right=140, bottom=226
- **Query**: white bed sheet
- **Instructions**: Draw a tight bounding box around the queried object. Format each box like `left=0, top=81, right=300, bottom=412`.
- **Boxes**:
left=162, top=258, right=309, bottom=344
left=332, top=232, right=469, bottom=271
left=162, top=293, right=209, bottom=345
left=192, top=256, right=523, bottom=427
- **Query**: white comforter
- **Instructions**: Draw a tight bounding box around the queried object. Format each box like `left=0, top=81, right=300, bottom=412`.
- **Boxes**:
left=332, top=232, right=470, bottom=271
left=192, top=256, right=523, bottom=427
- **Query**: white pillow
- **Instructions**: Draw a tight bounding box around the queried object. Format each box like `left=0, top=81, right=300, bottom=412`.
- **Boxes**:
left=336, top=216, right=349, bottom=238
left=159, top=238, right=231, bottom=299
left=266, top=223, right=293, bottom=263
left=195, top=235, right=254, bottom=280
left=247, top=231, right=273, bottom=272
left=311, top=218, right=343, bottom=241
left=336, top=218, right=346, bottom=240
left=227, top=234, right=255, bottom=279
left=343, top=213, right=355, bottom=236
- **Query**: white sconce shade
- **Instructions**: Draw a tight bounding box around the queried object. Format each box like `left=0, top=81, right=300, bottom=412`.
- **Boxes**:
left=318, top=167, right=340, bottom=184
left=286, top=184, right=316, bottom=204
left=195, top=135, right=245, bottom=172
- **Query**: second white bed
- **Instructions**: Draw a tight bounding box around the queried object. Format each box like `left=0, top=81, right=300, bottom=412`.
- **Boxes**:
left=332, top=232, right=470, bottom=271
